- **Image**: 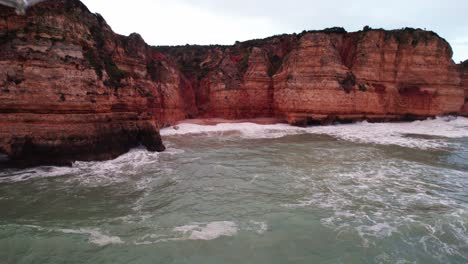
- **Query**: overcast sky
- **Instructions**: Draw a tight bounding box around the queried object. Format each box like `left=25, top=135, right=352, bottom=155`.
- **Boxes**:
left=80, top=0, right=468, bottom=62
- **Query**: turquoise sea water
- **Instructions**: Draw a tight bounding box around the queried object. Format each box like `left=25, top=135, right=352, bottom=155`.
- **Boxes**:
left=0, top=117, right=467, bottom=264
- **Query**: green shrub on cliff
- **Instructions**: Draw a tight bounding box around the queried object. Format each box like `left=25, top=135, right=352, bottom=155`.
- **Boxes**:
left=237, top=52, right=250, bottom=74
left=268, top=55, right=282, bottom=77
left=84, top=49, right=127, bottom=88
left=339, top=73, right=356, bottom=93
left=363, top=25, right=372, bottom=32
left=90, top=25, right=105, bottom=49
left=84, top=50, right=103, bottom=79
left=462, top=60, right=468, bottom=69
left=358, top=83, right=368, bottom=92
left=103, top=57, right=127, bottom=88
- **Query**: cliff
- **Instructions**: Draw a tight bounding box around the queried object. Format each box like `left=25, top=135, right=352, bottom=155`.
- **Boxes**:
left=0, top=0, right=174, bottom=166
left=461, top=60, right=468, bottom=115
left=0, top=0, right=466, bottom=165
left=158, top=28, right=464, bottom=125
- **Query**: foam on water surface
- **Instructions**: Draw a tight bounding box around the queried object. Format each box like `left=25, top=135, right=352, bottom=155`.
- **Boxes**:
left=162, top=116, right=468, bottom=149
left=1, top=117, right=466, bottom=185
left=282, top=156, right=468, bottom=256
left=132, top=220, right=268, bottom=245
left=173, top=221, right=238, bottom=240
left=0, top=147, right=169, bottom=184
left=57, top=228, right=124, bottom=246
left=17, top=225, right=123, bottom=247
left=0, top=117, right=467, bottom=263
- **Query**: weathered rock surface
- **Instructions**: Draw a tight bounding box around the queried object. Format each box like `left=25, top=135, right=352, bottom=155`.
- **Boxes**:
left=0, top=0, right=466, bottom=165
left=461, top=60, right=468, bottom=115
left=277, top=29, right=464, bottom=124
left=0, top=0, right=177, bottom=166
left=160, top=28, right=465, bottom=126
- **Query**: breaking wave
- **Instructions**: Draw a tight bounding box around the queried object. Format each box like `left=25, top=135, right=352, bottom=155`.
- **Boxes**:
left=0, top=147, right=168, bottom=184
left=0, top=116, right=466, bottom=262
left=173, top=221, right=238, bottom=240
left=161, top=116, right=468, bottom=149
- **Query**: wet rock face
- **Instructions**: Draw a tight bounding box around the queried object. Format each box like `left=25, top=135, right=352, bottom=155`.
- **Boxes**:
left=0, top=0, right=466, bottom=165
left=3, top=122, right=165, bottom=167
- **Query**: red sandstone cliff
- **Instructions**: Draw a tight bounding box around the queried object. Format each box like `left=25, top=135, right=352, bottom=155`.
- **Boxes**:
left=461, top=60, right=468, bottom=115
left=0, top=0, right=177, bottom=166
left=159, top=28, right=465, bottom=125
left=0, top=0, right=466, bottom=165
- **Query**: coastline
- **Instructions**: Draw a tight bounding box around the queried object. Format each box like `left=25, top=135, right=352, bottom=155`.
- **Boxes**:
left=0, top=0, right=465, bottom=167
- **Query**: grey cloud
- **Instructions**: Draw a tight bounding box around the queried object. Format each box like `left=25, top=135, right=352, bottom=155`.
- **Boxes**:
left=176, top=0, right=468, bottom=60
left=79, top=0, right=467, bottom=61
left=177, top=0, right=466, bottom=34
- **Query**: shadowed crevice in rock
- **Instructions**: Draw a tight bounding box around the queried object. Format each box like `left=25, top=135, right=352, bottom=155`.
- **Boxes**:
left=340, top=33, right=358, bottom=69
left=138, top=129, right=166, bottom=152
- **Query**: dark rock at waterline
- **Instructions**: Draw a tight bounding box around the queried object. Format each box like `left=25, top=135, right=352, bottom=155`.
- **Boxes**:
left=0, top=126, right=165, bottom=168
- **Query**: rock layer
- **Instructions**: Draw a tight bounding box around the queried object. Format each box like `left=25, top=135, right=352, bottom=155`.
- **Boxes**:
left=0, top=0, right=466, bottom=165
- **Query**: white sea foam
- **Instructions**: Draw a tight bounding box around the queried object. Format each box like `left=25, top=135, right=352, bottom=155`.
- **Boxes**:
left=173, top=221, right=238, bottom=240
left=282, top=155, right=468, bottom=253
left=0, top=147, right=165, bottom=184
left=133, top=220, right=268, bottom=245
left=161, top=123, right=302, bottom=139
left=1, top=117, right=466, bottom=185
left=161, top=117, right=468, bottom=149
left=305, top=116, right=468, bottom=149
left=246, top=221, right=268, bottom=234
left=20, top=225, right=123, bottom=246
left=0, top=166, right=78, bottom=184
left=57, top=228, right=123, bottom=246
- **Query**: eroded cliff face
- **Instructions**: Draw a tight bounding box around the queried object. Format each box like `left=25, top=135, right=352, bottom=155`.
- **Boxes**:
left=0, top=0, right=186, bottom=166
left=275, top=30, right=463, bottom=124
left=0, top=0, right=466, bottom=165
left=461, top=60, right=468, bottom=115
left=161, top=28, right=465, bottom=125
left=157, top=36, right=297, bottom=119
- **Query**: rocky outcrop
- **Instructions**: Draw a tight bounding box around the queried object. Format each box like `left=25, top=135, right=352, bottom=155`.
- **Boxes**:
left=274, top=29, right=463, bottom=124
left=0, top=0, right=179, bottom=166
left=461, top=60, right=468, bottom=115
left=0, top=0, right=466, bottom=165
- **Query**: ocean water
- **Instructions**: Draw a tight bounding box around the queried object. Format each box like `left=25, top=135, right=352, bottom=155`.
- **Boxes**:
left=0, top=117, right=467, bottom=264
